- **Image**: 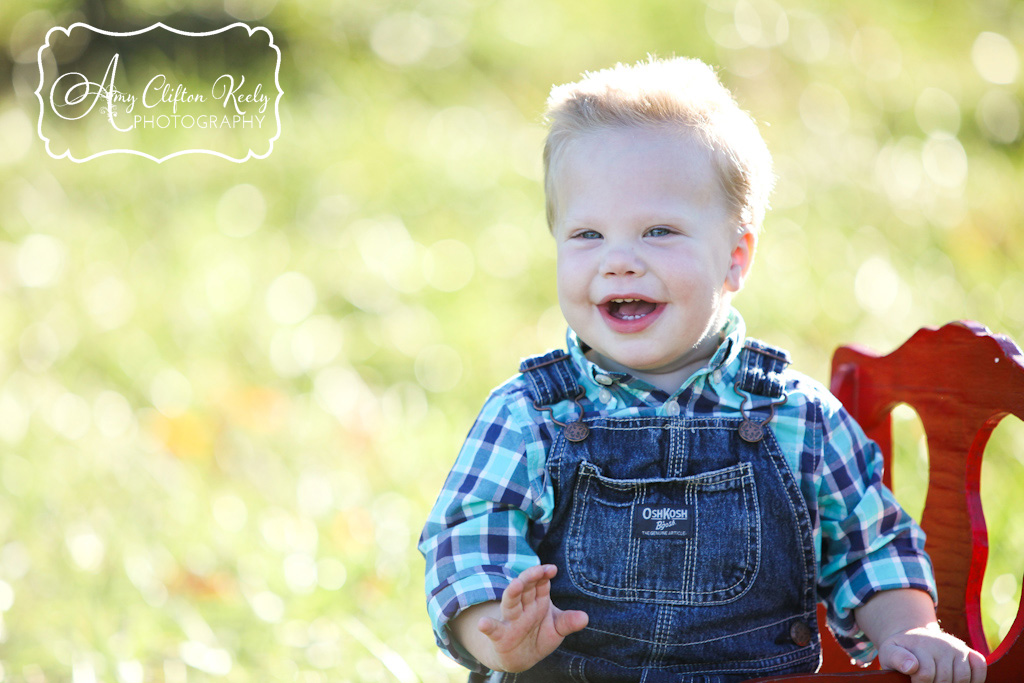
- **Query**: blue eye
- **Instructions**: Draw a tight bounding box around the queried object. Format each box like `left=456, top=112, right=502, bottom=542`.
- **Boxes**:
left=575, top=229, right=602, bottom=239
left=646, top=226, right=672, bottom=237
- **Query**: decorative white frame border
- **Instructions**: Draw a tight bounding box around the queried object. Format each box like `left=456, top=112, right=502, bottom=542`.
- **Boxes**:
left=35, top=21, right=283, bottom=163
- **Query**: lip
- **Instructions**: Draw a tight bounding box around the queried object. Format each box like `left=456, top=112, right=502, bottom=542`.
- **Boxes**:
left=597, top=295, right=666, bottom=334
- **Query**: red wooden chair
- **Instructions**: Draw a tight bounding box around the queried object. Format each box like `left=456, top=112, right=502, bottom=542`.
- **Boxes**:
left=749, top=321, right=1024, bottom=682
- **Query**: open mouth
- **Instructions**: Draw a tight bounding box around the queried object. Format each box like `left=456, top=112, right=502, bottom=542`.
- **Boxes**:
left=604, top=298, right=659, bottom=320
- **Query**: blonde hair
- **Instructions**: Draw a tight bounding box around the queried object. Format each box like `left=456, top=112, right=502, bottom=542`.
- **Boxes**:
left=543, top=56, right=775, bottom=233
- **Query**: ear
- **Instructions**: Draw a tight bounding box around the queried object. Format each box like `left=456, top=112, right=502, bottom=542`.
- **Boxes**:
left=724, top=227, right=757, bottom=293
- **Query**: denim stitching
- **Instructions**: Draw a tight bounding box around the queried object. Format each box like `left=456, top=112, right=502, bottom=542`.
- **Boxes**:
left=567, top=461, right=759, bottom=603
left=583, top=612, right=813, bottom=647
left=628, top=480, right=642, bottom=596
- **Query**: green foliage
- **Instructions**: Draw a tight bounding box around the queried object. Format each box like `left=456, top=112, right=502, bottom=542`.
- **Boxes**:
left=1, top=0, right=1022, bottom=680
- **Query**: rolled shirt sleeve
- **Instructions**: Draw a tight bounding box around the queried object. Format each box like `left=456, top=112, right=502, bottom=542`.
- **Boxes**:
left=815, top=397, right=937, bottom=663
left=418, top=384, right=552, bottom=671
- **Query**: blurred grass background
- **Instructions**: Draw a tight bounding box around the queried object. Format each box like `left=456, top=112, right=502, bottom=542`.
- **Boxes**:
left=1, top=0, right=1023, bottom=681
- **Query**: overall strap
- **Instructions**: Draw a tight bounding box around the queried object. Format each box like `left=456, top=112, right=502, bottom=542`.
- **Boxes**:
left=736, top=338, right=791, bottom=399
left=519, top=350, right=584, bottom=406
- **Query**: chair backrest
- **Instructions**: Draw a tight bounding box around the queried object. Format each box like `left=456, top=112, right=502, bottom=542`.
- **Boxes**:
left=750, top=321, right=1024, bottom=682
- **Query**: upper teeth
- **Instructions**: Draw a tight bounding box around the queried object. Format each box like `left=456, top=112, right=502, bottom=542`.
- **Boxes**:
left=612, top=298, right=641, bottom=303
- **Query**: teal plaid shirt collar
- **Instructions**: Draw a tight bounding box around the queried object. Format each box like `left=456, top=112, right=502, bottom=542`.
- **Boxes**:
left=564, top=306, right=747, bottom=404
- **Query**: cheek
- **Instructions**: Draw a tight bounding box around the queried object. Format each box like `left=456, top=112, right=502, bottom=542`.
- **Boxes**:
left=555, top=266, right=575, bottom=310
left=660, top=265, right=715, bottom=300
left=556, top=253, right=588, bottom=296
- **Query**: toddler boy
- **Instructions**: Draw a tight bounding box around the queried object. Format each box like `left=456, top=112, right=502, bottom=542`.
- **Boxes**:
left=419, top=57, right=986, bottom=683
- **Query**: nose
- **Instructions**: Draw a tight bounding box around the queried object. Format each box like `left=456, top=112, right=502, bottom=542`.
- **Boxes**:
left=601, top=242, right=646, bottom=277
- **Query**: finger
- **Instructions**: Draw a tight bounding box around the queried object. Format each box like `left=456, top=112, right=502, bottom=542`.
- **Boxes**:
left=503, top=575, right=524, bottom=602
left=942, top=648, right=984, bottom=683
left=909, top=653, right=935, bottom=683
left=553, top=608, right=589, bottom=637
left=478, top=615, right=503, bottom=641
left=951, top=655, right=974, bottom=683
left=880, top=643, right=919, bottom=676
left=500, top=580, right=525, bottom=620
left=519, top=564, right=552, bottom=585
left=512, top=567, right=544, bottom=601
left=519, top=574, right=539, bottom=608
left=533, top=572, right=552, bottom=600
left=505, top=565, right=555, bottom=615
left=502, top=582, right=522, bottom=609
left=967, top=650, right=987, bottom=683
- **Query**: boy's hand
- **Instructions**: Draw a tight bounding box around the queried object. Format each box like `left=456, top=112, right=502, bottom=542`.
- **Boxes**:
left=877, top=625, right=986, bottom=683
left=452, top=564, right=589, bottom=673
left=855, top=589, right=986, bottom=683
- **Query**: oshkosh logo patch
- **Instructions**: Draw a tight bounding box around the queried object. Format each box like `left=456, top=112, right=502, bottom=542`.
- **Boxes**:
left=633, top=504, right=694, bottom=538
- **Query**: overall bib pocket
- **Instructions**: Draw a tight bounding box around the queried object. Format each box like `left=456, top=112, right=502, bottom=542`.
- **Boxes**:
left=567, top=460, right=760, bottom=605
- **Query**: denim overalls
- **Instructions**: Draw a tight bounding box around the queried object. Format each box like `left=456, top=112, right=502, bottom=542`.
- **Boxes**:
left=501, top=341, right=821, bottom=683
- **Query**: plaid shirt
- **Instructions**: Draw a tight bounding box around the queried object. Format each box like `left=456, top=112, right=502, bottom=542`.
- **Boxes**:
left=419, top=309, right=936, bottom=671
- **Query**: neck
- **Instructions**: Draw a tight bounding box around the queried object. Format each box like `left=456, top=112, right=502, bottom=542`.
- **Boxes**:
left=588, top=332, right=723, bottom=395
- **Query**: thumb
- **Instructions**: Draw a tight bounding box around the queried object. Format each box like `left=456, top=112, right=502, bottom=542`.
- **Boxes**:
left=553, top=609, right=589, bottom=637
left=478, top=616, right=504, bottom=641
left=879, top=641, right=919, bottom=676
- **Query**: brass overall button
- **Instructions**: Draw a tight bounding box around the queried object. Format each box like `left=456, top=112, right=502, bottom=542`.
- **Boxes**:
left=564, top=421, right=590, bottom=442
left=789, top=620, right=812, bottom=647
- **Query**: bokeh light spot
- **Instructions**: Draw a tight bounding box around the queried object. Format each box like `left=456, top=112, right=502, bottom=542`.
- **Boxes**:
left=355, top=217, right=425, bottom=295
left=914, top=87, right=960, bottom=135
left=382, top=306, right=441, bottom=357
left=494, top=0, right=563, bottom=47
left=179, top=642, right=232, bottom=676
left=84, top=273, right=136, bottom=330
left=249, top=589, right=285, bottom=623
left=477, top=223, right=530, bottom=279
left=799, top=83, right=850, bottom=136
left=266, top=272, right=317, bottom=326
left=850, top=26, right=903, bottom=81
left=47, top=392, right=91, bottom=440
left=415, top=344, right=463, bottom=393
left=212, top=493, right=248, bottom=533
left=205, top=257, right=252, bottom=313
left=283, top=552, right=318, bottom=594
left=0, top=580, right=14, bottom=612
left=16, top=234, right=66, bottom=288
left=19, top=322, right=61, bottom=372
left=875, top=137, right=923, bottom=204
left=976, top=89, right=1022, bottom=144
left=216, top=184, right=266, bottom=238
left=921, top=134, right=968, bottom=189
left=150, top=369, right=193, bottom=418
left=371, top=12, right=434, bottom=66
left=66, top=525, right=106, bottom=572
left=785, top=10, right=830, bottom=63
left=972, top=32, right=1019, bottom=85
left=94, top=390, right=135, bottom=439
left=297, top=472, right=334, bottom=518
left=854, top=255, right=901, bottom=315
left=0, top=391, right=31, bottom=445
left=0, top=542, right=30, bottom=580
left=0, top=109, right=32, bottom=164
left=423, top=239, right=474, bottom=292
left=117, top=661, right=145, bottom=683
left=224, top=0, right=278, bottom=21
left=317, top=558, right=347, bottom=591
left=314, top=366, right=372, bottom=422
left=733, top=0, right=789, bottom=48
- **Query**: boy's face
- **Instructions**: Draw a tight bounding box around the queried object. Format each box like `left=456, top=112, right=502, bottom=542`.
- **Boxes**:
left=552, top=125, right=754, bottom=380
